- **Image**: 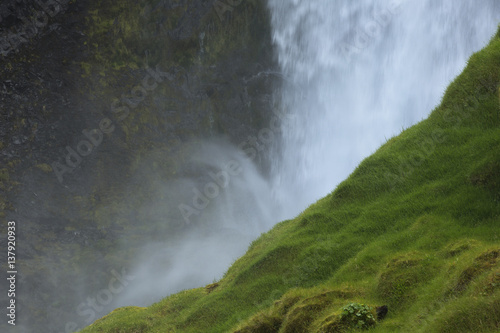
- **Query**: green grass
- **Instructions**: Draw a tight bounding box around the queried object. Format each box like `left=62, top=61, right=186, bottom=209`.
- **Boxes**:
left=79, top=27, right=500, bottom=333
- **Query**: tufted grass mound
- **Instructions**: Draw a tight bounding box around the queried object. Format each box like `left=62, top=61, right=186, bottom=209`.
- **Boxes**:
left=79, top=27, right=500, bottom=333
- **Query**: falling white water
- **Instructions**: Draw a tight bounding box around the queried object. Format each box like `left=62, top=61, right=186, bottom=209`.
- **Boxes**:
left=268, top=0, right=500, bottom=219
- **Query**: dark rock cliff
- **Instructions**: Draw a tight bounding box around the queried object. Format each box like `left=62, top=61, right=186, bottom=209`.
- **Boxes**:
left=0, top=0, right=279, bottom=331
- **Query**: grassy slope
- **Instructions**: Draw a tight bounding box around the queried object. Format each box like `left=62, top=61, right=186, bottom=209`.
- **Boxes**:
left=80, top=28, right=500, bottom=333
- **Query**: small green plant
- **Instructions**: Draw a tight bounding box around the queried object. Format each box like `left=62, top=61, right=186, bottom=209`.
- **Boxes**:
left=340, top=303, right=376, bottom=330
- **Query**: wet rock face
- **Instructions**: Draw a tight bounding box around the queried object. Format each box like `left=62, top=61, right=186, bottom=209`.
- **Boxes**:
left=0, top=0, right=33, bottom=31
left=0, top=1, right=279, bottom=332
left=1, top=0, right=278, bottom=202
left=0, top=0, right=73, bottom=55
left=167, top=0, right=217, bottom=40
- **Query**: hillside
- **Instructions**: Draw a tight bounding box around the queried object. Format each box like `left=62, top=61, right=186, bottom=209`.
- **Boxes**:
left=80, top=27, right=500, bottom=333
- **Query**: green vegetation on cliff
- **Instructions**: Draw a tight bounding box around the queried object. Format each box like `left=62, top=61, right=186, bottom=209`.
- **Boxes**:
left=80, top=28, right=500, bottom=333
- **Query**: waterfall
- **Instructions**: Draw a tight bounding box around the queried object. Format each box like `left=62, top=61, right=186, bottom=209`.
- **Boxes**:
left=268, top=0, right=500, bottom=219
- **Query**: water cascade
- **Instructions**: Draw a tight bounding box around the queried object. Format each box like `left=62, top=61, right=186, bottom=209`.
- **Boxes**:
left=268, top=0, right=500, bottom=218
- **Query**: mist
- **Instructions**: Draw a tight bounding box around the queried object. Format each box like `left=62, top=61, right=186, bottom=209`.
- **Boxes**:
left=106, top=139, right=282, bottom=309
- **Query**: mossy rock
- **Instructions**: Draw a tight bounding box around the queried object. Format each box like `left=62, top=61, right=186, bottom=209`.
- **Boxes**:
left=233, top=314, right=282, bottom=333
left=377, top=252, right=438, bottom=307
left=429, top=293, right=500, bottom=333
left=281, top=302, right=332, bottom=333
left=317, top=314, right=345, bottom=333
left=0, top=168, right=9, bottom=181
left=442, top=239, right=480, bottom=258
left=478, top=268, right=500, bottom=296
left=205, top=282, right=219, bottom=293
left=35, top=163, right=53, bottom=173
left=448, top=248, right=500, bottom=296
